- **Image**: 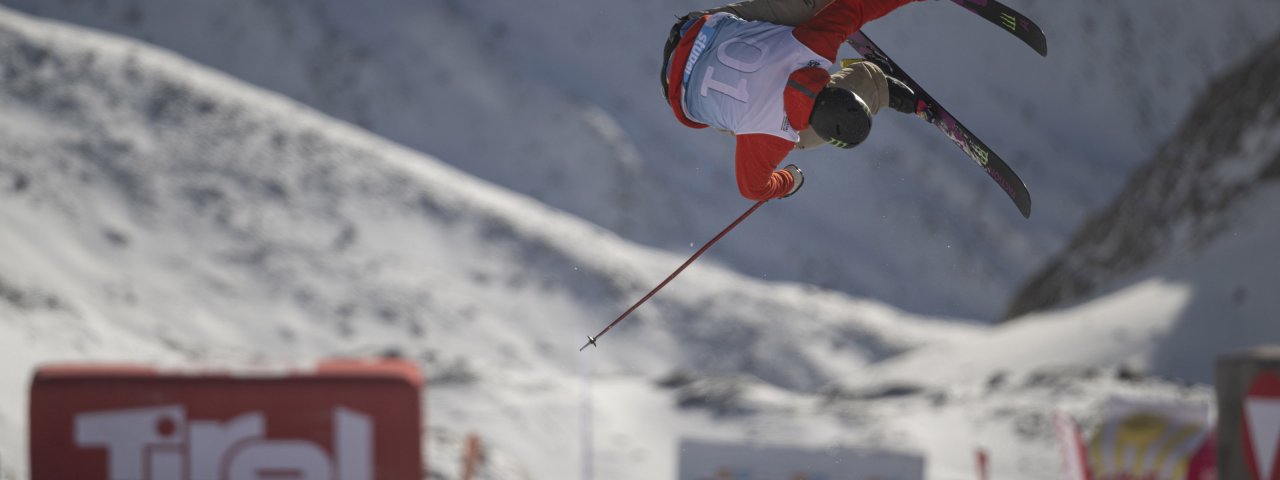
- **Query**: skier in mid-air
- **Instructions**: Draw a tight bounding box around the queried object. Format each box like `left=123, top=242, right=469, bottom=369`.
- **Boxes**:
left=661, top=0, right=926, bottom=200
left=587, top=0, right=1041, bottom=351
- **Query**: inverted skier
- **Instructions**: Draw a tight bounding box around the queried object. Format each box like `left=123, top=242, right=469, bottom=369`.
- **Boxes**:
left=661, top=0, right=926, bottom=200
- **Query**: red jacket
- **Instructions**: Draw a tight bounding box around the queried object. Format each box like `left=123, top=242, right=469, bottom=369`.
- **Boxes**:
left=666, top=0, right=917, bottom=200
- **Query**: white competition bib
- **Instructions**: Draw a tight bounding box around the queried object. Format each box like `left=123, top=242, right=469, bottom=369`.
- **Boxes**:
left=683, top=13, right=831, bottom=141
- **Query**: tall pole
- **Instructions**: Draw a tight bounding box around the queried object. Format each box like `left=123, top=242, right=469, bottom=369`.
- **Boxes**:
left=580, top=343, right=594, bottom=480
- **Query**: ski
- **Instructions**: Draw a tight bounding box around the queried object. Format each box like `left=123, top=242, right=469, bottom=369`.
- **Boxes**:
left=948, top=0, right=1048, bottom=57
left=847, top=32, right=1033, bottom=218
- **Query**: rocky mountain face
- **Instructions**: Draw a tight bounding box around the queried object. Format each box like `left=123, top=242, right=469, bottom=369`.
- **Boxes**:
left=1005, top=32, right=1280, bottom=320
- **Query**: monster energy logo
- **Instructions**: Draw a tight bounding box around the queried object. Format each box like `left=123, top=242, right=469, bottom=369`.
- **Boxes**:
left=999, top=12, right=1017, bottom=31
left=827, top=138, right=851, bottom=148
left=972, top=145, right=990, bottom=166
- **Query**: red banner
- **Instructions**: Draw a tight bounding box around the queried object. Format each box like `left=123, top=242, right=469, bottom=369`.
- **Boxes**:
left=29, top=359, right=423, bottom=480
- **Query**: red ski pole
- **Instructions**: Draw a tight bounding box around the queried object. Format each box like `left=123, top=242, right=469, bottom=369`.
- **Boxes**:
left=580, top=200, right=767, bottom=351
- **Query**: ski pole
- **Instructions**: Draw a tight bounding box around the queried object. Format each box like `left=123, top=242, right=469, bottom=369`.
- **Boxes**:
left=580, top=200, right=767, bottom=351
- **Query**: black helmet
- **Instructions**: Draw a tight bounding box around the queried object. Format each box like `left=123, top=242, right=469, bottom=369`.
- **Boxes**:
left=809, top=86, right=872, bottom=149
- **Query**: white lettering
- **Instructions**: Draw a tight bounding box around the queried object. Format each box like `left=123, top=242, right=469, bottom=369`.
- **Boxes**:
left=337, top=407, right=374, bottom=480
left=716, top=38, right=767, bottom=72
left=699, top=37, right=770, bottom=103
left=190, top=413, right=265, bottom=480
left=74, top=405, right=373, bottom=480
left=701, top=66, right=749, bottom=102
left=75, top=405, right=184, bottom=480
left=227, top=440, right=332, bottom=480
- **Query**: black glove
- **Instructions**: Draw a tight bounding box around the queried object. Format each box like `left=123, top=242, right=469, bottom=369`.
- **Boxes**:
left=782, top=164, right=804, bottom=198
left=886, top=75, right=921, bottom=114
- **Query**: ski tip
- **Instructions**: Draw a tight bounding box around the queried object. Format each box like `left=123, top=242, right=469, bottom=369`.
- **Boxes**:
left=579, top=335, right=598, bottom=351
left=1022, top=18, right=1048, bottom=57
left=1017, top=197, right=1032, bottom=219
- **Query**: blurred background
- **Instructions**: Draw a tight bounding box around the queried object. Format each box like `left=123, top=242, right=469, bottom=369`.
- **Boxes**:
left=1, top=0, right=1279, bottom=478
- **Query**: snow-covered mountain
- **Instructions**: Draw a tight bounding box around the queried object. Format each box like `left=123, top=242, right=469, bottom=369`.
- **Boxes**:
left=1007, top=31, right=1280, bottom=322
left=0, top=6, right=976, bottom=478
left=2, top=2, right=1280, bottom=480
left=7, top=0, right=1278, bottom=319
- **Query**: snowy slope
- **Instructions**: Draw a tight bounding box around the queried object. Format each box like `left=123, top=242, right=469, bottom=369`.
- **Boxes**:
left=834, top=182, right=1280, bottom=477
left=2, top=4, right=1280, bottom=480
left=7, top=0, right=1279, bottom=319
left=0, top=7, right=978, bottom=479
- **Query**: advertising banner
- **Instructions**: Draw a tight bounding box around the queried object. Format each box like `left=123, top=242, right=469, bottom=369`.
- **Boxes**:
left=1086, top=397, right=1215, bottom=480
left=29, top=359, right=423, bottom=480
left=677, top=438, right=924, bottom=480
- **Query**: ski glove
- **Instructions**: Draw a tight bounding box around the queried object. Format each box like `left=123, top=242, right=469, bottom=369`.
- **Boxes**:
left=782, top=164, right=804, bottom=198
